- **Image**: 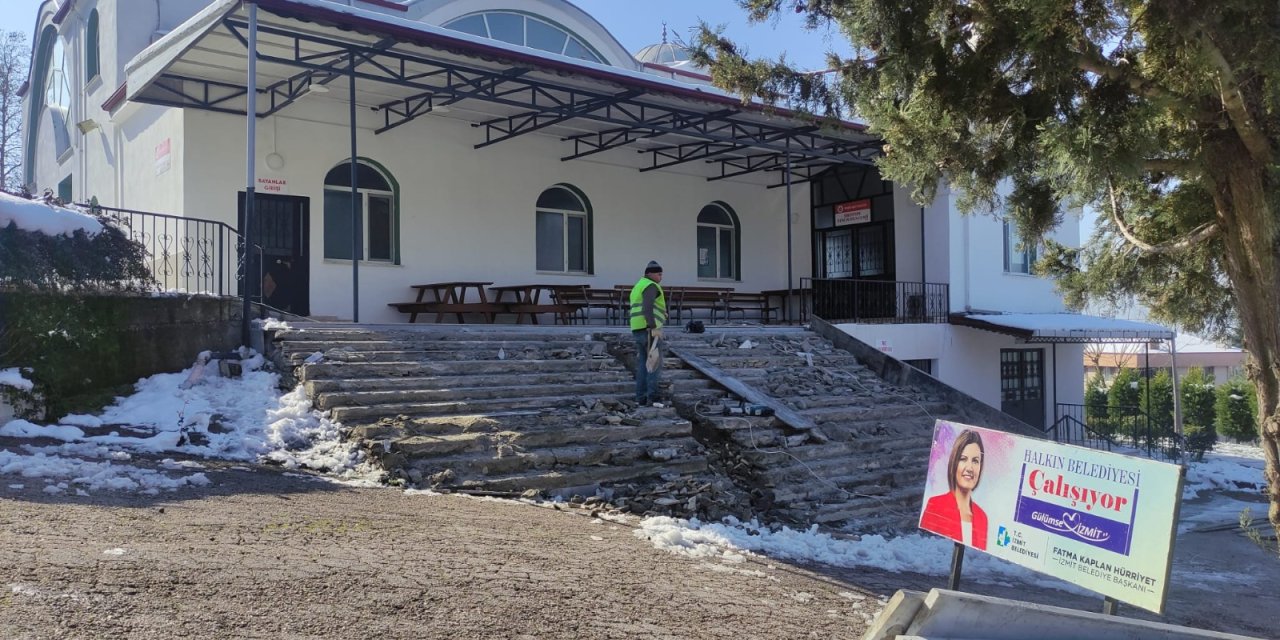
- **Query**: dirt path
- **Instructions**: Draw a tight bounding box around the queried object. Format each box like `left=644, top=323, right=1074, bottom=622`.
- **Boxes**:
left=0, top=461, right=880, bottom=639
left=2, top=457, right=1276, bottom=639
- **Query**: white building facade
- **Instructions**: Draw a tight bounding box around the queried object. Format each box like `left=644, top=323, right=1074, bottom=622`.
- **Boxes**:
left=22, top=0, right=1144, bottom=432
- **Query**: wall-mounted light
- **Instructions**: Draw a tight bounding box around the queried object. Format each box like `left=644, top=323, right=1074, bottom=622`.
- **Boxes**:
left=76, top=119, right=100, bottom=134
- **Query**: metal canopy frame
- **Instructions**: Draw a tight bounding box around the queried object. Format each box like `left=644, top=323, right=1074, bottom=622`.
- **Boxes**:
left=134, top=4, right=881, bottom=187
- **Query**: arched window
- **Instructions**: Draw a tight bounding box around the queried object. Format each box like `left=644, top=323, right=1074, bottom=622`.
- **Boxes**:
left=697, top=202, right=740, bottom=280
left=443, top=12, right=604, bottom=64
left=322, top=160, right=398, bottom=263
left=25, top=25, right=72, bottom=187
left=535, top=184, right=592, bottom=273
left=85, top=10, right=100, bottom=82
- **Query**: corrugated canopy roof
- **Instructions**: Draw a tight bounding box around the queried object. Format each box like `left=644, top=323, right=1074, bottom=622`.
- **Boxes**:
left=949, top=312, right=1175, bottom=343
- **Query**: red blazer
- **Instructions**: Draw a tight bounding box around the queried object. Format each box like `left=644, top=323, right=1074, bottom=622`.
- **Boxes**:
left=920, top=492, right=988, bottom=550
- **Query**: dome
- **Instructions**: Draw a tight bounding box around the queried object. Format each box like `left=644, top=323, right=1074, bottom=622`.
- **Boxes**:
left=635, top=42, right=693, bottom=66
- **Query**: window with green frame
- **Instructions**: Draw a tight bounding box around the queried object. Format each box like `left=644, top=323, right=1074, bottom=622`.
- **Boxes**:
left=535, top=184, right=592, bottom=273
left=85, top=10, right=100, bottom=82
left=322, top=160, right=399, bottom=262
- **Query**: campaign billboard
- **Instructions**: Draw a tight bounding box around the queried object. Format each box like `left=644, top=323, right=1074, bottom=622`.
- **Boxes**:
left=918, top=420, right=1184, bottom=613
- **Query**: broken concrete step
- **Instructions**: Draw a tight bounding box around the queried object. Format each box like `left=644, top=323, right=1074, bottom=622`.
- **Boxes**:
left=808, top=487, right=925, bottom=526
left=345, top=410, right=601, bottom=440
left=391, top=420, right=694, bottom=458
left=795, top=402, right=951, bottom=424
left=280, top=338, right=608, bottom=353
left=288, top=349, right=612, bottom=364
left=305, top=371, right=633, bottom=394
left=731, top=434, right=931, bottom=463
left=767, top=468, right=927, bottom=504
left=274, top=328, right=617, bottom=343
left=301, top=359, right=623, bottom=381
left=452, top=457, right=709, bottom=493
left=404, top=437, right=702, bottom=478
left=756, top=447, right=931, bottom=485
left=315, top=381, right=638, bottom=410
left=330, top=393, right=634, bottom=422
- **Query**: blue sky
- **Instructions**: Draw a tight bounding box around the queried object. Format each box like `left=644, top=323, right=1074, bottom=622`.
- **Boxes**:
left=1, top=0, right=849, bottom=70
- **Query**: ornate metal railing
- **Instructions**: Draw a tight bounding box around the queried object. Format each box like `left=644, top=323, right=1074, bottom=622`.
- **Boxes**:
left=805, top=277, right=949, bottom=324
left=87, top=204, right=259, bottom=299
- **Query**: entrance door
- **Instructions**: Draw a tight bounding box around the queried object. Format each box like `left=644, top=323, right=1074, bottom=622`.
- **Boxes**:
left=239, top=193, right=310, bottom=316
left=1001, top=348, right=1045, bottom=429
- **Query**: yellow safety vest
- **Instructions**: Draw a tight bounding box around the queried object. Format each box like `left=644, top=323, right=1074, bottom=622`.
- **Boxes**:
left=629, top=277, right=667, bottom=331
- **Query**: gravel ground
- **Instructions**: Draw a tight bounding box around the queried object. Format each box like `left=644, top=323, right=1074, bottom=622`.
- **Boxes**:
left=2, top=456, right=1276, bottom=639
left=0, top=461, right=881, bottom=639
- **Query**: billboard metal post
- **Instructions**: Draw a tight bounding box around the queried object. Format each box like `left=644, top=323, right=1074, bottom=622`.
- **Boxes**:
left=947, top=543, right=965, bottom=591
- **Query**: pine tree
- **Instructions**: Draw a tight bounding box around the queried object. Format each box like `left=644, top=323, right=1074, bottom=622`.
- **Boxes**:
left=1217, top=381, right=1259, bottom=442
left=696, top=0, right=1280, bottom=540
left=1181, top=367, right=1217, bottom=429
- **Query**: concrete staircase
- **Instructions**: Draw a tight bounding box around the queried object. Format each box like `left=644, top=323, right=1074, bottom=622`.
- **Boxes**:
left=274, top=326, right=715, bottom=501
left=648, top=328, right=972, bottom=533
left=272, top=322, right=1034, bottom=534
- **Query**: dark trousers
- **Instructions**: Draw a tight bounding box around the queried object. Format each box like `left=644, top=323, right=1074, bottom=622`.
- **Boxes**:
left=632, top=329, right=662, bottom=403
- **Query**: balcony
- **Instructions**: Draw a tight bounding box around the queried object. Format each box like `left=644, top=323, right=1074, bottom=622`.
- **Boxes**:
left=806, top=278, right=949, bottom=324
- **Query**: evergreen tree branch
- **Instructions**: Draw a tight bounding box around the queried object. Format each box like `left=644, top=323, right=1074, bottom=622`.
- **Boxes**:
left=1143, top=158, right=1197, bottom=175
left=1106, top=178, right=1220, bottom=256
left=1187, top=22, right=1273, bottom=163
left=1074, top=44, right=1170, bottom=103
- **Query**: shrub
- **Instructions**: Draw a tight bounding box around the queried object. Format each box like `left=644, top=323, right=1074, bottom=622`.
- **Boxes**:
left=0, top=193, right=155, bottom=417
left=1140, top=370, right=1175, bottom=433
left=1182, top=424, right=1217, bottom=462
left=1216, top=381, right=1258, bottom=442
left=1180, top=367, right=1217, bottom=429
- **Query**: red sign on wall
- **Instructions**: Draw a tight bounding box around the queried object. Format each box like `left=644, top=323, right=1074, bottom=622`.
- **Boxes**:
left=834, top=199, right=871, bottom=226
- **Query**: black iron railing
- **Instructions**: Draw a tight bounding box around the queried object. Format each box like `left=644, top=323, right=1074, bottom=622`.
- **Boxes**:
left=805, top=277, right=949, bottom=324
left=88, top=204, right=259, bottom=299
left=1050, top=403, right=1183, bottom=463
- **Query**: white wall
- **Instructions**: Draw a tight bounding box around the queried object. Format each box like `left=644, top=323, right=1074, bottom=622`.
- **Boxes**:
left=182, top=102, right=808, bottom=322
left=946, top=187, right=1080, bottom=314
left=891, top=183, right=951, bottom=285
left=933, top=326, right=1083, bottom=429
left=836, top=323, right=947, bottom=362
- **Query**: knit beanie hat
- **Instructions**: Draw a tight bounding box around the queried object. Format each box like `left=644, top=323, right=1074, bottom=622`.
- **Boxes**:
left=645, top=260, right=663, bottom=274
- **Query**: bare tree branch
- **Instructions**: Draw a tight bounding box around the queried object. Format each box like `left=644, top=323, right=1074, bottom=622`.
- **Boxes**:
left=1106, top=177, right=1221, bottom=255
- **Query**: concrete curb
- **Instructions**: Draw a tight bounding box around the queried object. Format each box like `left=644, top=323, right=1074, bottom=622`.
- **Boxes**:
left=863, top=589, right=1263, bottom=640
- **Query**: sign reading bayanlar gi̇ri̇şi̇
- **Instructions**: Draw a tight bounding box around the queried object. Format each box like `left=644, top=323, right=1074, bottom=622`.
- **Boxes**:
left=918, top=419, right=1184, bottom=613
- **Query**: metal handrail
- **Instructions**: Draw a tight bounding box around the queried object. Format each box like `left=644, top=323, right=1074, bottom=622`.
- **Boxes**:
left=84, top=203, right=262, bottom=301
left=1054, top=402, right=1183, bottom=463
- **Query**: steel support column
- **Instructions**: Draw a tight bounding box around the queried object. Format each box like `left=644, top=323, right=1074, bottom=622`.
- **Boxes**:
left=241, top=3, right=258, bottom=346
left=349, top=50, right=360, bottom=323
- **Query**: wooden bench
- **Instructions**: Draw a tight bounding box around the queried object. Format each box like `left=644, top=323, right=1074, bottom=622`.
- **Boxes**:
left=615, top=284, right=735, bottom=325
left=387, top=301, right=508, bottom=323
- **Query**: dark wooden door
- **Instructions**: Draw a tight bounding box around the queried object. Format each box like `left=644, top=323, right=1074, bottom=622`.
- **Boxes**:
left=1001, top=348, right=1045, bottom=429
left=239, top=193, right=310, bottom=316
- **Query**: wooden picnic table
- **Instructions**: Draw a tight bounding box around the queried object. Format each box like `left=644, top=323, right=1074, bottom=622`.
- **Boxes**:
left=388, top=281, right=501, bottom=323
left=489, top=284, right=586, bottom=324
